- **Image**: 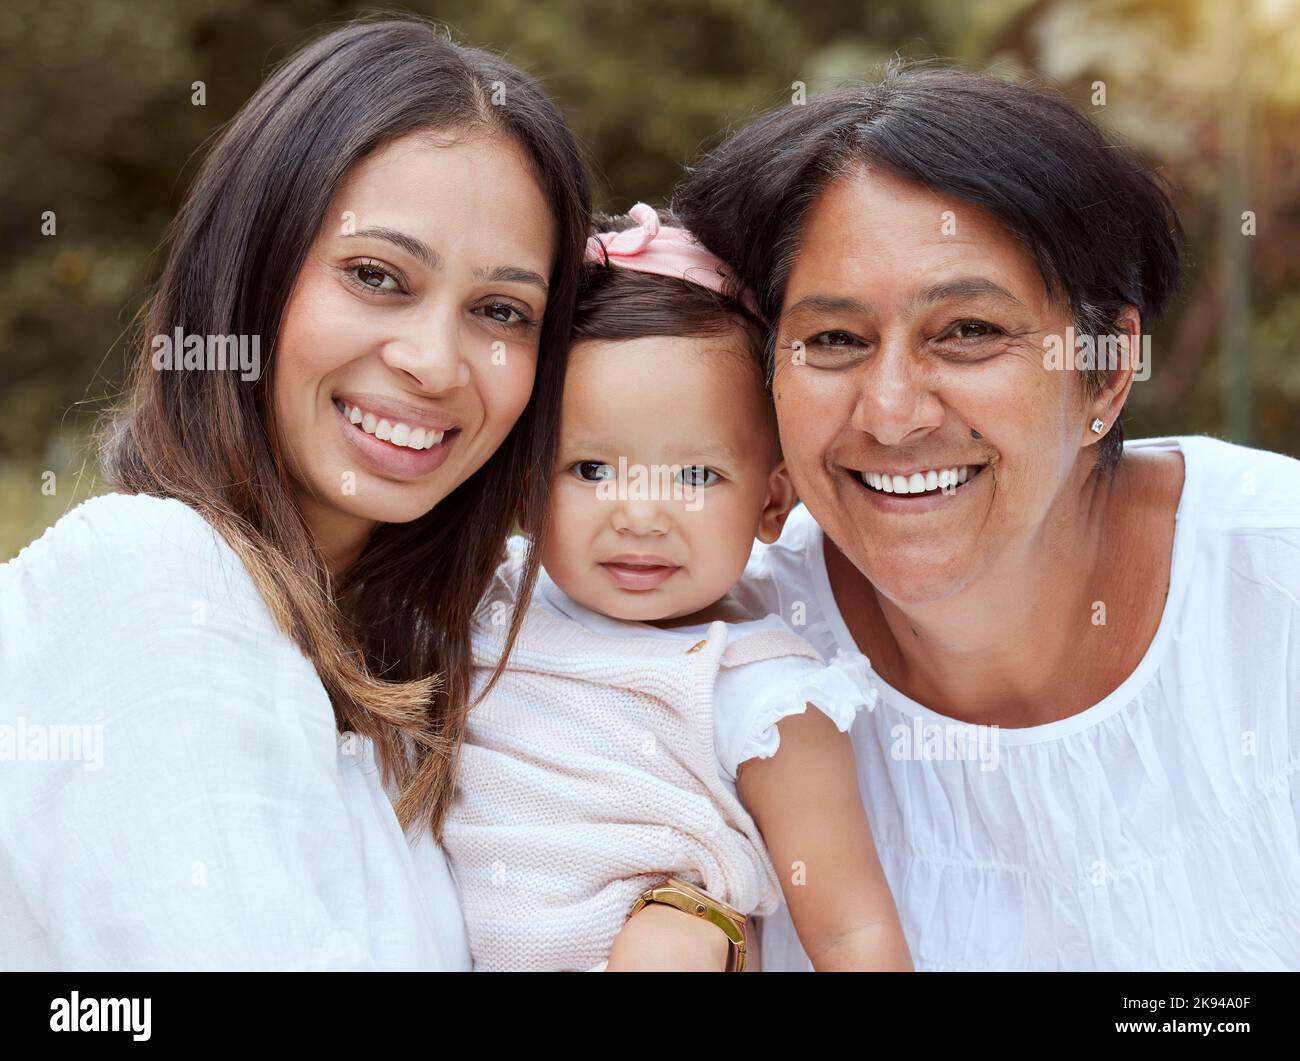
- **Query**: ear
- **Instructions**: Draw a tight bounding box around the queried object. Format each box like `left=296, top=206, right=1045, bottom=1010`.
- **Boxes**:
left=756, top=460, right=799, bottom=545
left=1082, top=304, right=1142, bottom=447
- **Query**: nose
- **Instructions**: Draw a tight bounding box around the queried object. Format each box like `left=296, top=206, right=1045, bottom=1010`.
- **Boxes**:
left=379, top=308, right=470, bottom=393
left=609, top=496, right=670, bottom=537
left=851, top=332, right=944, bottom=446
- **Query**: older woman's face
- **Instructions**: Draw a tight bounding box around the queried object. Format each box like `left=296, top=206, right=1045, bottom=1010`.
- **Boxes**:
left=773, top=164, right=1093, bottom=606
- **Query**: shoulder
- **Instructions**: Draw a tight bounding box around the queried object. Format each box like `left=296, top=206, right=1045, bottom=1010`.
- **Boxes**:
left=1137, top=438, right=1299, bottom=688
left=2, top=492, right=268, bottom=624
left=1, top=492, right=309, bottom=723
left=1140, top=435, right=1300, bottom=530
left=712, top=637, right=877, bottom=782
left=6, top=491, right=229, bottom=575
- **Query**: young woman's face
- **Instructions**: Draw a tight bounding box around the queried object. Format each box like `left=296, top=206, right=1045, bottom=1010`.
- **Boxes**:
left=273, top=131, right=555, bottom=553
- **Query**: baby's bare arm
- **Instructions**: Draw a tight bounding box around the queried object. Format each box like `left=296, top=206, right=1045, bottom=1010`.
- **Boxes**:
left=737, top=705, right=913, bottom=971
left=604, top=901, right=731, bottom=971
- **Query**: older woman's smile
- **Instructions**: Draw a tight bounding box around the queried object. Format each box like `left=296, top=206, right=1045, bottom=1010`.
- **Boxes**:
left=847, top=461, right=988, bottom=514
left=858, top=463, right=986, bottom=495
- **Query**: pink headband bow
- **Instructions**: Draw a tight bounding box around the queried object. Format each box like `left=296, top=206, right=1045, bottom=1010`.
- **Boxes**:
left=584, top=202, right=757, bottom=313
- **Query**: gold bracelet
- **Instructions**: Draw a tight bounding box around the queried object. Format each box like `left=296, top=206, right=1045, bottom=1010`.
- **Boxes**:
left=628, top=876, right=748, bottom=972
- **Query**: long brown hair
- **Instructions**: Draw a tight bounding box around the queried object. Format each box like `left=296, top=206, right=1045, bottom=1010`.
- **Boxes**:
left=101, top=16, right=591, bottom=841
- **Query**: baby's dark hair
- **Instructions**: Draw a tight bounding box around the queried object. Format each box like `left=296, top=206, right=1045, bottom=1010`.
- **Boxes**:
left=573, top=208, right=768, bottom=379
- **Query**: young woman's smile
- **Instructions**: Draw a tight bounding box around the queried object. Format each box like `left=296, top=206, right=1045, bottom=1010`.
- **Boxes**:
left=331, top=394, right=461, bottom=480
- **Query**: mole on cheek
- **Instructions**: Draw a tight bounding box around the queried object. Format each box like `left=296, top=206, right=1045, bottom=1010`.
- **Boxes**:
left=971, top=428, right=983, bottom=440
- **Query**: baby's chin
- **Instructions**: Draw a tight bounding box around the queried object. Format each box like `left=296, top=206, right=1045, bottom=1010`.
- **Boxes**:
left=590, top=587, right=717, bottom=626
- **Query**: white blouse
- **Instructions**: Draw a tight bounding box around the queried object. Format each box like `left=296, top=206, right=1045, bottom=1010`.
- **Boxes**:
left=0, top=493, right=471, bottom=971
left=734, top=435, right=1300, bottom=971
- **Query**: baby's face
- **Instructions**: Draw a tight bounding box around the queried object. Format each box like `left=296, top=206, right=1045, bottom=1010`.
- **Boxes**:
left=540, top=333, right=794, bottom=623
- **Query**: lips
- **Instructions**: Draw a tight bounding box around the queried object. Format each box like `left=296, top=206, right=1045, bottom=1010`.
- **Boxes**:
left=859, top=464, right=986, bottom=498
left=332, top=398, right=459, bottom=479
left=599, top=556, right=680, bottom=591
left=849, top=461, right=988, bottom=513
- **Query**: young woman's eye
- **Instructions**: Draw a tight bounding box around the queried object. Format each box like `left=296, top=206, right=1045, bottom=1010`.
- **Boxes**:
left=346, top=260, right=404, bottom=294
left=677, top=465, right=719, bottom=488
left=571, top=461, right=615, bottom=483
left=476, top=301, right=536, bottom=329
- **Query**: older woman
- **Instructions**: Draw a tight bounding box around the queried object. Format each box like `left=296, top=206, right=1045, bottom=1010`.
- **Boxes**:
left=675, top=66, right=1300, bottom=970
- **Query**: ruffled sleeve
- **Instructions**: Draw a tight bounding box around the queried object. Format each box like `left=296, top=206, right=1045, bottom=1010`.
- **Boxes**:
left=712, top=645, right=880, bottom=783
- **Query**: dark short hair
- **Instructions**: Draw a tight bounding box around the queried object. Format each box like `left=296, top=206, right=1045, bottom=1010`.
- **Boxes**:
left=673, top=62, right=1185, bottom=472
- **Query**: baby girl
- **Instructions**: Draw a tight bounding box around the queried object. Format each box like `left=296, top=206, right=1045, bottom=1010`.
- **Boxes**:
left=442, top=204, right=911, bottom=972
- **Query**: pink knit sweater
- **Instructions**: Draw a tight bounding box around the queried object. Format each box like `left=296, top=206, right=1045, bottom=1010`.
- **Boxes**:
left=441, top=544, right=824, bottom=971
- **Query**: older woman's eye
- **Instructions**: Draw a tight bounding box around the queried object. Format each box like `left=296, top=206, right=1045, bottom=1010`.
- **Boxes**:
left=949, top=320, right=1002, bottom=340
left=808, top=330, right=862, bottom=347
left=571, top=461, right=615, bottom=483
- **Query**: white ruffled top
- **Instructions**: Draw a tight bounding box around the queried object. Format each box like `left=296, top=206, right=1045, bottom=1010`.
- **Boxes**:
left=731, top=436, right=1300, bottom=971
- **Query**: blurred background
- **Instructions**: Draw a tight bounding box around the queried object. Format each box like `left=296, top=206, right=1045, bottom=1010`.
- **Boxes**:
left=2, top=0, right=1298, bottom=561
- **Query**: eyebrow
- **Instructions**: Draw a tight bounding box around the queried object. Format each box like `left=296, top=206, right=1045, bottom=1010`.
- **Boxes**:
left=911, top=277, right=1023, bottom=309
left=561, top=440, right=741, bottom=466
left=783, top=294, right=874, bottom=319
left=346, top=226, right=548, bottom=293
left=782, top=277, right=1024, bottom=320
left=474, top=264, right=549, bottom=293
left=348, top=226, right=441, bottom=269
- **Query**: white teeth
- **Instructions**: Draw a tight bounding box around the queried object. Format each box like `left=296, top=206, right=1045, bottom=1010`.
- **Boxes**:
left=860, top=465, right=979, bottom=495
left=339, top=402, right=447, bottom=449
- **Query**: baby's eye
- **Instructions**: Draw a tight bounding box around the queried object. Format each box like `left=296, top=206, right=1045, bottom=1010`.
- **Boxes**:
left=571, top=461, right=615, bottom=483
left=677, top=465, right=719, bottom=488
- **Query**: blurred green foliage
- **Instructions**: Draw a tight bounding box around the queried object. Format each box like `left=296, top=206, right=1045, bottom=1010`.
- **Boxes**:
left=2, top=0, right=1298, bottom=560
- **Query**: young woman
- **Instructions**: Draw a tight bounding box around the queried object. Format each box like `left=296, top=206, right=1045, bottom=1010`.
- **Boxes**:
left=0, top=16, right=590, bottom=970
